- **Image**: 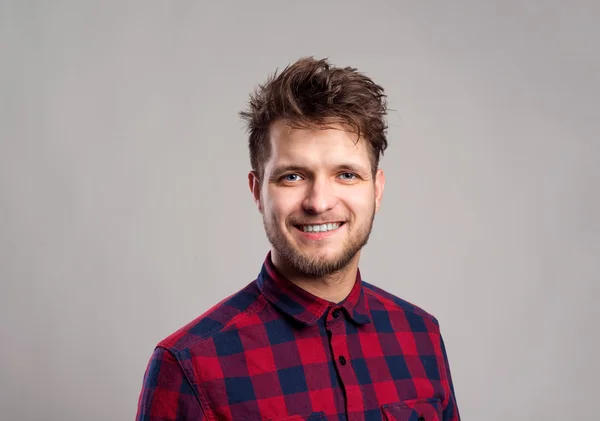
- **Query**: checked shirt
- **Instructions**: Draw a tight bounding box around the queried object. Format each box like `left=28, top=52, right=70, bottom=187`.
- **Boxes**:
left=136, top=252, right=460, bottom=421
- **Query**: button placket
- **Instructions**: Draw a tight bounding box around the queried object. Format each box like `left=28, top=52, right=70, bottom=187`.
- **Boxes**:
left=327, top=308, right=351, bottom=373
left=327, top=308, right=346, bottom=369
left=326, top=314, right=362, bottom=421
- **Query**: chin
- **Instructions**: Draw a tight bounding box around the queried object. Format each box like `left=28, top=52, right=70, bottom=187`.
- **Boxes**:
left=300, top=249, right=345, bottom=264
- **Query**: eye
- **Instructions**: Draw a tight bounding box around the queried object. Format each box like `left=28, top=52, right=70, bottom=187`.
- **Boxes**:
left=339, top=172, right=357, bottom=180
left=282, top=173, right=303, bottom=182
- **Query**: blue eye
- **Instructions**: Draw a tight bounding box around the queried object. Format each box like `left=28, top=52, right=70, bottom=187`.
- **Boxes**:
left=283, top=174, right=301, bottom=182
left=339, top=173, right=357, bottom=180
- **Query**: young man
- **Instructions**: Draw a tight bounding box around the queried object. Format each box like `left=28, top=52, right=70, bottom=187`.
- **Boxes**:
left=136, top=57, right=460, bottom=421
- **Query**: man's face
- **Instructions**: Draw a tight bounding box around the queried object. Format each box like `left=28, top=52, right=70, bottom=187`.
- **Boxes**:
left=249, top=121, right=385, bottom=277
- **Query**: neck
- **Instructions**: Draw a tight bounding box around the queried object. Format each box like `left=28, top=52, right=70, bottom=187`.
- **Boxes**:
left=271, top=250, right=361, bottom=303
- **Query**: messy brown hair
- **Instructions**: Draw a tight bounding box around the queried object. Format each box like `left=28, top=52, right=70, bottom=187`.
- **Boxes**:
left=239, top=57, right=388, bottom=180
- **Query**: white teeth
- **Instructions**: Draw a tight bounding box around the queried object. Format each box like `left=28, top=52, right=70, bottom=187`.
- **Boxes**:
left=302, top=223, right=340, bottom=233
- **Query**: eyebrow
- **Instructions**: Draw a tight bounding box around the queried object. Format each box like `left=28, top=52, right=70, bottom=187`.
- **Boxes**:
left=270, top=165, right=306, bottom=176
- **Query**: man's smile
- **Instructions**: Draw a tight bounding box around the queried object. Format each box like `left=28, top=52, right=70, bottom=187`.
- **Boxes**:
left=293, top=222, right=346, bottom=239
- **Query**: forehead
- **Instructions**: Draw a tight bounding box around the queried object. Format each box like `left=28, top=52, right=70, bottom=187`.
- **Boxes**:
left=266, top=121, right=370, bottom=167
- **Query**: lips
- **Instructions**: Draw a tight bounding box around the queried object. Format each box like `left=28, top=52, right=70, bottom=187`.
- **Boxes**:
left=293, top=222, right=346, bottom=239
left=300, top=222, right=342, bottom=233
left=294, top=220, right=344, bottom=229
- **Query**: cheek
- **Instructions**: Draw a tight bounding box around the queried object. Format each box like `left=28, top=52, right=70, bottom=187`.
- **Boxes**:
left=267, top=189, right=304, bottom=218
left=345, top=189, right=376, bottom=215
left=264, top=195, right=293, bottom=224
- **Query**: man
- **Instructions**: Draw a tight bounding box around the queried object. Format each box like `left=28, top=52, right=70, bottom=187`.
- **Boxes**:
left=136, top=57, right=460, bottom=421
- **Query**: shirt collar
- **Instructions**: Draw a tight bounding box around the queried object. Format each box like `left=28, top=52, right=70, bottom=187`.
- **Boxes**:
left=257, top=251, right=371, bottom=326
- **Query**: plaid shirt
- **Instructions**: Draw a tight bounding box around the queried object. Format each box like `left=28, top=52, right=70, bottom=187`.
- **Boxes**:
left=136, top=252, right=460, bottom=421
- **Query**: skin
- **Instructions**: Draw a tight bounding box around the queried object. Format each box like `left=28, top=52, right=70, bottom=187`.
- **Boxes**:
left=248, top=120, right=385, bottom=304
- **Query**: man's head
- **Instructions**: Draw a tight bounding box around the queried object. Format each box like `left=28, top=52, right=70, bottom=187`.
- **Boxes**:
left=241, top=57, right=388, bottom=277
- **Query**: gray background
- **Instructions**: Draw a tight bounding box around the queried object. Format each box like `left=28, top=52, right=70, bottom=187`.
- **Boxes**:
left=1, top=1, right=599, bottom=420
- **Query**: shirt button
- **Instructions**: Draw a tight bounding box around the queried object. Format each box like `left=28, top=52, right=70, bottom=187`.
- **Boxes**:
left=332, top=309, right=340, bottom=318
left=339, top=356, right=346, bottom=365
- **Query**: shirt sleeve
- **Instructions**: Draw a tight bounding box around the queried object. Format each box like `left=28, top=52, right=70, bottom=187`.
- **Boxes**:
left=439, top=333, right=461, bottom=421
left=136, top=346, right=204, bottom=421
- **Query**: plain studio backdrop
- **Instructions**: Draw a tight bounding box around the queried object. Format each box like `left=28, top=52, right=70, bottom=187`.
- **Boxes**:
left=1, top=1, right=599, bottom=420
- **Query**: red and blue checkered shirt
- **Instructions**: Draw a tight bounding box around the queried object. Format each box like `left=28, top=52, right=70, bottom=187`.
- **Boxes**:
left=136, top=253, right=460, bottom=421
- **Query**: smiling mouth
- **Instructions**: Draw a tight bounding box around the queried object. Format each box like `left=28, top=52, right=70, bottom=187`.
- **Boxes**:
left=294, top=222, right=345, bottom=233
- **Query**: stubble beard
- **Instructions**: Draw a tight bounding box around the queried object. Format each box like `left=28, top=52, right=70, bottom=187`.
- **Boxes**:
left=263, top=208, right=376, bottom=277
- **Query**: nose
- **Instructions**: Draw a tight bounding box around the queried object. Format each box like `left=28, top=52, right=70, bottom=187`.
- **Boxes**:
left=302, top=178, right=338, bottom=214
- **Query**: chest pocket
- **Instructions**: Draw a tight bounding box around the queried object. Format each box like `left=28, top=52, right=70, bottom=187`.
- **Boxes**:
left=381, top=398, right=442, bottom=421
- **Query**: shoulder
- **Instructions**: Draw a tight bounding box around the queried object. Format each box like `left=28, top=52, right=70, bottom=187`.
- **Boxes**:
left=362, top=280, right=441, bottom=330
left=156, top=279, right=266, bottom=353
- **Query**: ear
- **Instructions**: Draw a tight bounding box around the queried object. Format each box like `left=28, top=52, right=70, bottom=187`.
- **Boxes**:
left=374, top=168, right=385, bottom=213
left=248, top=171, right=263, bottom=213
